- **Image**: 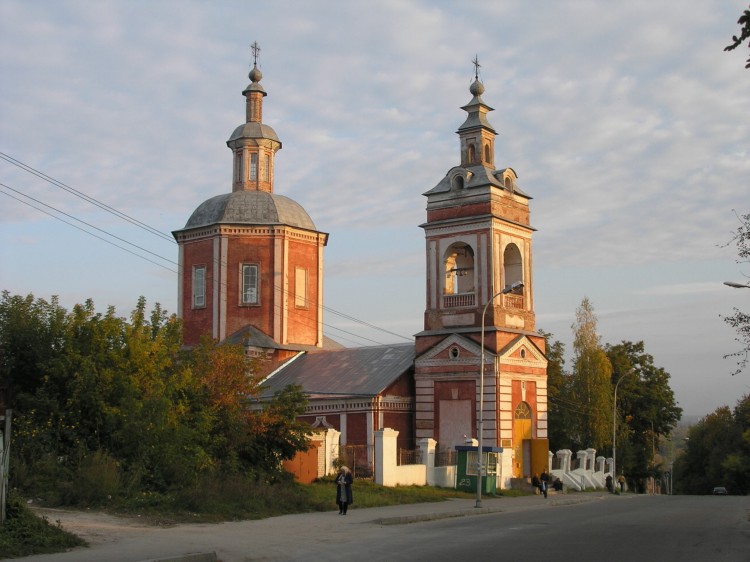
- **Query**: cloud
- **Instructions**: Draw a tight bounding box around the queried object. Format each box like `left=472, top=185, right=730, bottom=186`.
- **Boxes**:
left=1, top=0, right=747, bottom=416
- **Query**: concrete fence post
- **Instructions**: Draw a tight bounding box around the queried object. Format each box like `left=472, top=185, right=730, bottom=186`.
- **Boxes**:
left=374, top=428, right=399, bottom=486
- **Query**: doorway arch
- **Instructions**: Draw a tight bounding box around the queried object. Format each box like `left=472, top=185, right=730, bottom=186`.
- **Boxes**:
left=513, top=401, right=533, bottom=477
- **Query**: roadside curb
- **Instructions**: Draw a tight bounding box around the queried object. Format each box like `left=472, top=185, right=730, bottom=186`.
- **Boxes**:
left=374, top=505, right=505, bottom=525
left=138, top=553, right=217, bottom=562
left=373, top=496, right=598, bottom=525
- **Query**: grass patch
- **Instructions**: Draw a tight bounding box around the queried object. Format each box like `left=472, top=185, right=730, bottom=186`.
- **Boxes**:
left=306, top=478, right=477, bottom=509
left=5, top=475, right=526, bottom=557
left=111, top=474, right=333, bottom=524
left=108, top=477, right=478, bottom=523
left=0, top=495, right=86, bottom=558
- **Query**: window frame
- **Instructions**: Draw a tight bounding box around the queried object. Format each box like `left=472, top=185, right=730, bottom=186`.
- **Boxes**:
left=295, top=267, right=308, bottom=309
left=240, top=263, right=260, bottom=305
left=192, top=265, right=206, bottom=309
left=249, top=153, right=258, bottom=180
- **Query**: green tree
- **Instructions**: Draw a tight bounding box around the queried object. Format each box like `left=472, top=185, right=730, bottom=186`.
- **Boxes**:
left=723, top=212, right=749, bottom=375
left=569, top=298, right=612, bottom=451
left=674, top=395, right=749, bottom=495
left=1, top=292, right=335, bottom=501
left=247, top=384, right=312, bottom=473
left=539, top=330, right=572, bottom=451
left=724, top=5, right=750, bottom=69
left=606, top=341, right=682, bottom=490
left=187, top=336, right=312, bottom=476
left=0, top=291, right=68, bottom=399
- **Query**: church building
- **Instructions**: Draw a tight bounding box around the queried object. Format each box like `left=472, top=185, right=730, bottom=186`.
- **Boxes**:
left=174, top=47, right=548, bottom=484
left=173, top=46, right=416, bottom=463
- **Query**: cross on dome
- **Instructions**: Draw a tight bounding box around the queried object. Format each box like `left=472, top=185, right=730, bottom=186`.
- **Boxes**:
left=472, top=54, right=481, bottom=80
left=251, top=41, right=261, bottom=65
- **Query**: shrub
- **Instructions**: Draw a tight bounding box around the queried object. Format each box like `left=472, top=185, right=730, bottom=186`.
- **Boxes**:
left=0, top=494, right=85, bottom=558
left=63, top=450, right=121, bottom=505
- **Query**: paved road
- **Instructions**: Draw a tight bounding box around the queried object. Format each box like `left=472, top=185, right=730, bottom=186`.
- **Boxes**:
left=23, top=494, right=749, bottom=562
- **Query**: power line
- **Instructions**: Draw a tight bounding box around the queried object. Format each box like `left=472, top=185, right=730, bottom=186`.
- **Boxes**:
left=1, top=159, right=413, bottom=345
left=0, top=182, right=177, bottom=267
left=0, top=187, right=177, bottom=273
left=0, top=151, right=175, bottom=243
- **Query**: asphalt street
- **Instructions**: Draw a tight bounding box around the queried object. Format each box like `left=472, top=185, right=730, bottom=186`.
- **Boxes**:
left=21, top=493, right=749, bottom=562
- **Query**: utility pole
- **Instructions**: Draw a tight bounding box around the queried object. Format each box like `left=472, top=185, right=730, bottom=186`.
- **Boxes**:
left=0, top=408, right=12, bottom=524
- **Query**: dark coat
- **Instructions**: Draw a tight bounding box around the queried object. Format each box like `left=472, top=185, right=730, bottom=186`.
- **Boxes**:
left=336, top=471, right=353, bottom=504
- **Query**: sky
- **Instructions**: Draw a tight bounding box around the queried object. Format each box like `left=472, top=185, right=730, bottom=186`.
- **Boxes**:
left=1, top=0, right=748, bottom=419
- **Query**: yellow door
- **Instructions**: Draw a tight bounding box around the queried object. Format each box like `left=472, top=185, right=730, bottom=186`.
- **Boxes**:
left=513, top=402, right=532, bottom=477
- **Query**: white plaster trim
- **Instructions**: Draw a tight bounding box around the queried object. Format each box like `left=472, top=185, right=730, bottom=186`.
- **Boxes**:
left=415, top=333, right=485, bottom=367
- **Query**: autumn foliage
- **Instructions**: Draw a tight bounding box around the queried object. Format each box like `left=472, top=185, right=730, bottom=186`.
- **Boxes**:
left=0, top=291, right=311, bottom=504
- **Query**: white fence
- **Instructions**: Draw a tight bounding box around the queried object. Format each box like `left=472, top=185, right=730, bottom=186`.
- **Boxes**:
left=549, top=448, right=612, bottom=491
left=368, top=428, right=612, bottom=492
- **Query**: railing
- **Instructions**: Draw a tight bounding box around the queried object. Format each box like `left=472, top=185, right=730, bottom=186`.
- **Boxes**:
left=443, top=293, right=475, bottom=308
left=443, top=293, right=524, bottom=310
left=435, top=448, right=457, bottom=467
left=398, top=448, right=422, bottom=466
left=503, top=294, right=524, bottom=309
left=339, top=445, right=374, bottom=479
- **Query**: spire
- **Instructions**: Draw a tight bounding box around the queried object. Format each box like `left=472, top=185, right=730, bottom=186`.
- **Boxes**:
left=228, top=42, right=281, bottom=193
left=457, top=56, right=496, bottom=168
left=243, top=41, right=267, bottom=123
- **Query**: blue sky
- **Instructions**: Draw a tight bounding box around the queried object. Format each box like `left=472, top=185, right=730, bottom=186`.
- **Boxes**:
left=1, top=0, right=748, bottom=418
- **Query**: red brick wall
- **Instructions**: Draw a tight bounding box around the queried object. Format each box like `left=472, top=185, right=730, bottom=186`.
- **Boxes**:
left=383, top=371, right=414, bottom=398
left=346, top=412, right=368, bottom=445
left=179, top=229, right=324, bottom=348
left=383, top=411, right=414, bottom=448
left=181, top=238, right=216, bottom=346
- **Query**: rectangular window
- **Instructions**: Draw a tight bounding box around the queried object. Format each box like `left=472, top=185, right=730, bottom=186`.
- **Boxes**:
left=250, top=153, right=258, bottom=180
left=264, top=154, right=270, bottom=182
left=466, top=451, right=497, bottom=476
left=193, top=266, right=206, bottom=308
left=236, top=151, right=244, bottom=182
left=242, top=264, right=259, bottom=304
left=295, top=267, right=308, bottom=308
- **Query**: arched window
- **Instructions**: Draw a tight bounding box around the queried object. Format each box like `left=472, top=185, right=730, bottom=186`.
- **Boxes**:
left=503, top=243, right=523, bottom=291
left=443, top=243, right=475, bottom=296
left=515, top=401, right=532, bottom=419
left=467, top=144, right=476, bottom=163
left=484, top=144, right=491, bottom=163
left=452, top=175, right=464, bottom=190
left=504, top=176, right=513, bottom=192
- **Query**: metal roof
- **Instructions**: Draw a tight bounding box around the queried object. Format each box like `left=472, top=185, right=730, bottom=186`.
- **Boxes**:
left=179, top=190, right=317, bottom=231
left=260, top=343, right=415, bottom=399
left=225, top=324, right=345, bottom=352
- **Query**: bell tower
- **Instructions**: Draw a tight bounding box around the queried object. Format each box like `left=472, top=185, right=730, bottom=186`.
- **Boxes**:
left=414, top=61, right=548, bottom=484
left=420, top=59, right=536, bottom=334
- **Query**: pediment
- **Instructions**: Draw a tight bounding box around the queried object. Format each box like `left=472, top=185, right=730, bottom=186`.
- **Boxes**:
left=498, top=335, right=547, bottom=368
left=415, top=333, right=483, bottom=368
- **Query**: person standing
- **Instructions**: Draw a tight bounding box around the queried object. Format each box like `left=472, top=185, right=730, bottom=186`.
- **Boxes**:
left=540, top=470, right=550, bottom=498
left=336, top=466, right=353, bottom=515
left=618, top=474, right=625, bottom=493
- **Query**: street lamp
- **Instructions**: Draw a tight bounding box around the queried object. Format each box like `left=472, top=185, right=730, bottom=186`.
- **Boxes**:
left=612, top=370, right=634, bottom=492
left=476, top=281, right=523, bottom=508
left=724, top=281, right=750, bottom=288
